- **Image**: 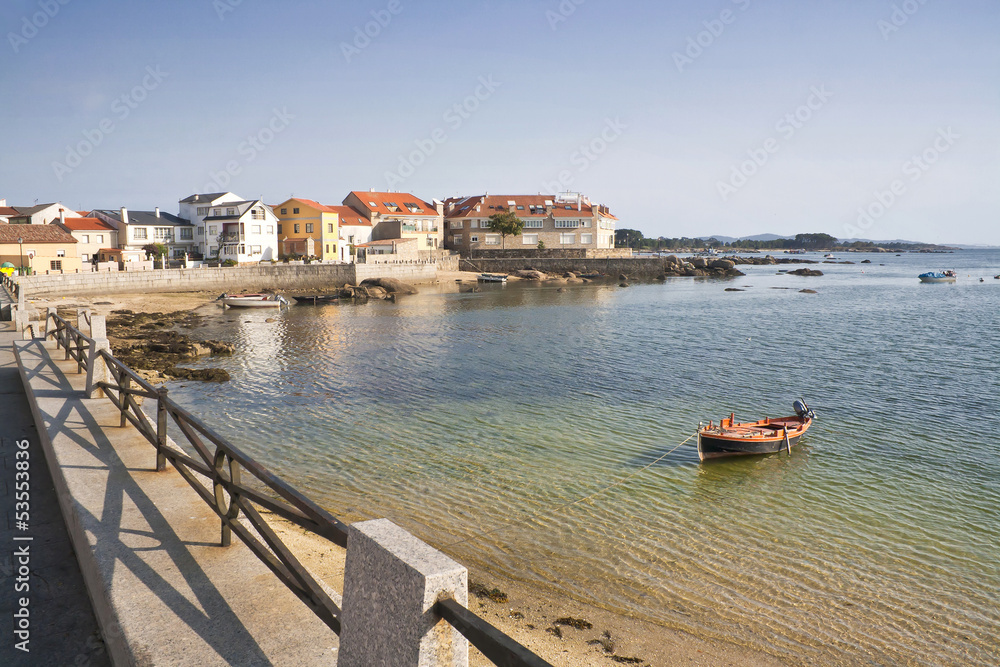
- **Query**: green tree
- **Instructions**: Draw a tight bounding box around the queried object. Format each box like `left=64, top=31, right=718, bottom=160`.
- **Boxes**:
left=143, top=243, right=168, bottom=267
left=486, top=211, right=524, bottom=249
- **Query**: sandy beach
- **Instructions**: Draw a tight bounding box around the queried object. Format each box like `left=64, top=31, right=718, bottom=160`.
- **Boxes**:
left=28, top=287, right=790, bottom=666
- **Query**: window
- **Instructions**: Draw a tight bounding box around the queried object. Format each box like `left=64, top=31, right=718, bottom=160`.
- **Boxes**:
left=208, top=225, right=217, bottom=235
left=305, top=223, right=313, bottom=233
left=173, top=248, right=185, bottom=258
left=580, top=219, right=591, bottom=227
left=368, top=201, right=377, bottom=207
left=294, top=224, right=300, bottom=233
left=180, top=228, right=193, bottom=240
left=81, top=234, right=90, bottom=243
left=405, top=202, right=422, bottom=213
left=210, top=246, right=218, bottom=255
left=559, top=233, right=575, bottom=244
left=198, top=228, right=205, bottom=236
left=82, top=253, right=89, bottom=262
left=213, top=208, right=221, bottom=216
left=581, top=233, right=593, bottom=244
left=95, top=234, right=103, bottom=243
left=484, top=234, right=501, bottom=245
left=50, top=260, right=62, bottom=271
left=522, top=234, right=538, bottom=245
left=470, top=220, right=478, bottom=228
left=197, top=207, right=209, bottom=215
left=325, top=244, right=330, bottom=253
left=57, top=249, right=65, bottom=257
left=226, top=208, right=235, bottom=215
left=251, top=245, right=262, bottom=254
left=348, top=235, right=354, bottom=243
left=470, top=235, right=479, bottom=243
left=277, top=224, right=282, bottom=234
left=328, top=223, right=334, bottom=233
left=523, top=220, right=543, bottom=228
left=453, top=234, right=463, bottom=244
left=517, top=205, right=524, bottom=210
left=281, top=208, right=287, bottom=215
left=134, top=228, right=147, bottom=240
left=154, top=227, right=171, bottom=240
left=555, top=220, right=579, bottom=228
left=450, top=220, right=464, bottom=229
left=251, top=208, right=264, bottom=220
left=293, top=207, right=299, bottom=214
left=266, top=225, right=274, bottom=234
left=251, top=225, right=261, bottom=234
left=384, top=202, right=399, bottom=212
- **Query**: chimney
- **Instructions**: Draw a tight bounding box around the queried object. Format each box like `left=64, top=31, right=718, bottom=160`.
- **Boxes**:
left=120, top=207, right=128, bottom=225
left=155, top=207, right=160, bottom=218
left=60, top=209, right=66, bottom=223
left=370, top=187, right=375, bottom=192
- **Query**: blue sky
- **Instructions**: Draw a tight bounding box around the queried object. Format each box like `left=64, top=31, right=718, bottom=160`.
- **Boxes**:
left=2, top=0, right=997, bottom=244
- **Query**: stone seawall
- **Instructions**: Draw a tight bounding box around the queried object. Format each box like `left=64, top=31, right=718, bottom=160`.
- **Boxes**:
left=15, top=263, right=437, bottom=299
left=461, top=256, right=682, bottom=277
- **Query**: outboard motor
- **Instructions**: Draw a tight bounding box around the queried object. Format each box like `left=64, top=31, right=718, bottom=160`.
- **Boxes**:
left=793, top=398, right=816, bottom=419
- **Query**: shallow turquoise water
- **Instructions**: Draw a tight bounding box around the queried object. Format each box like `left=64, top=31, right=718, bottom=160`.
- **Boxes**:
left=170, top=251, right=1000, bottom=665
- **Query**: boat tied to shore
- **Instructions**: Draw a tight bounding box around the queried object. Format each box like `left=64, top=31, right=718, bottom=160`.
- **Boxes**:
left=697, top=399, right=816, bottom=461
left=478, top=273, right=508, bottom=283
left=918, top=270, right=957, bottom=283
left=217, top=293, right=290, bottom=308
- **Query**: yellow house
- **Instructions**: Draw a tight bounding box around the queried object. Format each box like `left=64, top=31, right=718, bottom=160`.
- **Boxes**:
left=272, top=198, right=340, bottom=261
left=0, top=224, right=82, bottom=274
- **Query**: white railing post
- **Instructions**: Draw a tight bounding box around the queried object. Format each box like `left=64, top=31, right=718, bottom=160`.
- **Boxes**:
left=77, top=308, right=91, bottom=336
left=339, top=518, right=469, bottom=667
left=86, top=314, right=110, bottom=399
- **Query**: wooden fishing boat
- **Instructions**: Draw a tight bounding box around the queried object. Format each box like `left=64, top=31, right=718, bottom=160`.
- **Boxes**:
left=697, top=399, right=815, bottom=461
left=290, top=294, right=339, bottom=304
left=217, top=293, right=289, bottom=308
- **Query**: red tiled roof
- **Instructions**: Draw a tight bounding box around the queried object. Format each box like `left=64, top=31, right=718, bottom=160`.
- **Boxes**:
left=0, top=225, right=77, bottom=244
left=57, top=217, right=117, bottom=232
left=327, top=206, right=372, bottom=227
left=285, top=198, right=338, bottom=214
left=444, top=194, right=605, bottom=219
left=347, top=191, right=438, bottom=217
left=0, top=207, right=18, bottom=216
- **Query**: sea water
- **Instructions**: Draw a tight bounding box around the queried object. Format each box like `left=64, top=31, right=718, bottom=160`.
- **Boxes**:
left=169, top=250, right=1000, bottom=665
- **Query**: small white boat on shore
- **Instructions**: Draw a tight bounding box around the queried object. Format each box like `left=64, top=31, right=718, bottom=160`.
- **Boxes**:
left=478, top=273, right=508, bottom=284
left=217, top=293, right=290, bottom=308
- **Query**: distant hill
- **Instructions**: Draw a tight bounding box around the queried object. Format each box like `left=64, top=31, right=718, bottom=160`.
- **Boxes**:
left=708, top=233, right=790, bottom=243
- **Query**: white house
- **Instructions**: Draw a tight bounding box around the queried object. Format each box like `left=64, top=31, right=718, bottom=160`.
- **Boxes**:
left=201, top=200, right=278, bottom=263
left=178, top=192, right=245, bottom=258
left=328, top=205, right=374, bottom=263
left=91, top=207, right=197, bottom=258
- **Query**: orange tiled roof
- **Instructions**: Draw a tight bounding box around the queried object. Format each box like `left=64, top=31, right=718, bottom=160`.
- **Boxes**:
left=57, top=217, right=117, bottom=232
left=327, top=206, right=373, bottom=227
left=0, top=225, right=77, bottom=244
left=348, top=191, right=438, bottom=216
left=286, top=198, right=338, bottom=214
left=444, top=194, right=605, bottom=219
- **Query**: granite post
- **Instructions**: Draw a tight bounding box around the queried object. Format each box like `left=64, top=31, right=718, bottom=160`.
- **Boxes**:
left=339, top=518, right=469, bottom=667
left=85, top=314, right=110, bottom=399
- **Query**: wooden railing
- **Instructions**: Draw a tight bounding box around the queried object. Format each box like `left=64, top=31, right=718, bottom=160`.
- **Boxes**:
left=41, top=309, right=553, bottom=666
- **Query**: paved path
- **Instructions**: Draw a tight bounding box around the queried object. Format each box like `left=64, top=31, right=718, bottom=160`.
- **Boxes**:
left=0, top=322, right=109, bottom=666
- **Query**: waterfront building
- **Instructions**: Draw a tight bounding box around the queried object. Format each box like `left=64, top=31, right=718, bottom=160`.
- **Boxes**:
left=0, top=223, right=82, bottom=273
left=442, top=192, right=618, bottom=252
left=327, top=206, right=373, bottom=263
left=272, top=198, right=341, bottom=261
left=178, top=192, right=245, bottom=258
left=54, top=215, right=119, bottom=264
left=4, top=202, right=79, bottom=225
left=355, top=237, right=420, bottom=263
left=342, top=190, right=444, bottom=250
left=91, top=207, right=197, bottom=258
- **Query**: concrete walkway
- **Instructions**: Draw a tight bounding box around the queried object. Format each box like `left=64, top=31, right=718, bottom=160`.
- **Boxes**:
left=1, top=321, right=110, bottom=666
left=14, top=334, right=340, bottom=665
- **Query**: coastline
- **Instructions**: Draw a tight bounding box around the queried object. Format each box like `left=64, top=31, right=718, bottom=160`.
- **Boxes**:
left=27, top=288, right=794, bottom=666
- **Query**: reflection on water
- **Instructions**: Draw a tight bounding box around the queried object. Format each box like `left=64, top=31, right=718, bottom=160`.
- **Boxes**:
left=170, top=251, right=1000, bottom=665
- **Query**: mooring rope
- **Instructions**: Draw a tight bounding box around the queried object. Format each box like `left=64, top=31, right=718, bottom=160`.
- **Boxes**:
left=443, top=431, right=698, bottom=548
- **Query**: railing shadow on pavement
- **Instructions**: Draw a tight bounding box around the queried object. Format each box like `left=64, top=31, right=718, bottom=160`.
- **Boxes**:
left=39, top=308, right=554, bottom=667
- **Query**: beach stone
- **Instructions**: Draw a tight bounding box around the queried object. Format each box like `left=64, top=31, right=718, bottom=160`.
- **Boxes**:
left=725, top=288, right=745, bottom=292
left=709, top=259, right=736, bottom=270
left=799, top=289, right=818, bottom=294
left=514, top=269, right=546, bottom=280
left=361, top=277, right=418, bottom=295
left=789, top=268, right=824, bottom=276
left=691, top=257, right=708, bottom=269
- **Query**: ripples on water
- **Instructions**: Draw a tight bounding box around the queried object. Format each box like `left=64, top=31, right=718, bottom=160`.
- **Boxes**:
left=171, top=252, right=1000, bottom=665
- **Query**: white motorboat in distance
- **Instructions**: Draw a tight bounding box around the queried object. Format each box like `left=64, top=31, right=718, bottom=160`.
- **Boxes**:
left=217, top=293, right=290, bottom=308
left=918, top=271, right=957, bottom=283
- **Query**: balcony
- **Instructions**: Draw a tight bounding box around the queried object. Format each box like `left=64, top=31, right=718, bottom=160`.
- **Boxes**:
left=221, top=233, right=241, bottom=243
